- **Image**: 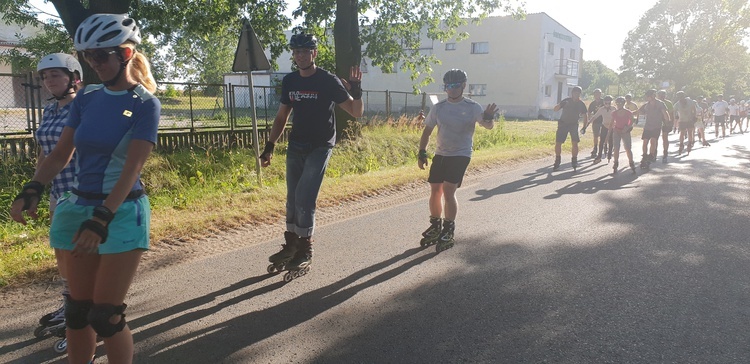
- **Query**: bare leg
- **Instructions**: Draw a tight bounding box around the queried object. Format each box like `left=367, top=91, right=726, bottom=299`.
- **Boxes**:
left=428, top=183, right=443, bottom=218
left=442, top=182, right=459, bottom=221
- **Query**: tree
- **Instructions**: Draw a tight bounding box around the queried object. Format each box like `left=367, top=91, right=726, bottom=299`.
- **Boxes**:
left=620, top=0, right=750, bottom=98
left=580, top=60, right=619, bottom=96
left=0, top=0, right=290, bottom=86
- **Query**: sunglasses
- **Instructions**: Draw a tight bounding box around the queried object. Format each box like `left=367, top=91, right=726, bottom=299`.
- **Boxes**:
left=292, top=49, right=314, bottom=55
left=82, top=49, right=117, bottom=64
left=444, top=82, right=463, bottom=90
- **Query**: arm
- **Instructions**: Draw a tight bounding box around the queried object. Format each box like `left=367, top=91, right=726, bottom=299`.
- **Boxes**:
left=259, top=103, right=293, bottom=167
left=338, top=98, right=364, bottom=118
left=418, top=124, right=435, bottom=170
left=10, top=133, right=75, bottom=224
left=553, top=98, right=568, bottom=112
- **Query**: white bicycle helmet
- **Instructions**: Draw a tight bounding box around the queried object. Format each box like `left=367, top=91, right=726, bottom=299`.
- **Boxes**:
left=37, top=53, right=83, bottom=78
left=74, top=13, right=141, bottom=51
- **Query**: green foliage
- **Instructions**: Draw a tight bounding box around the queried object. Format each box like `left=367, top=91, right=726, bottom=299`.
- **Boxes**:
left=0, top=18, right=73, bottom=73
left=580, top=60, right=619, bottom=96
left=163, top=84, right=181, bottom=97
left=620, top=0, right=750, bottom=97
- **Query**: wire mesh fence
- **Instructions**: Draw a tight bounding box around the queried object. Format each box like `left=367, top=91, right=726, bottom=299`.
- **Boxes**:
left=1, top=75, right=431, bottom=155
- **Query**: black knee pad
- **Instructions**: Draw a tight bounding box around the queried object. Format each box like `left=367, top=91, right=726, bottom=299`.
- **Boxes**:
left=87, top=303, right=127, bottom=338
left=65, top=297, right=93, bottom=330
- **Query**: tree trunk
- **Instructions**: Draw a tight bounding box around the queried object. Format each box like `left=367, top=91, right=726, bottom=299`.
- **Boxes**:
left=333, top=0, right=361, bottom=141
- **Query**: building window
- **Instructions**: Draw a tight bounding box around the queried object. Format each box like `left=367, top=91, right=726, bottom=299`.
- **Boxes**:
left=570, top=49, right=576, bottom=59
left=469, top=84, right=487, bottom=96
left=471, top=42, right=489, bottom=54
left=544, top=85, right=552, bottom=97
left=548, top=42, right=554, bottom=55
left=445, top=43, right=456, bottom=51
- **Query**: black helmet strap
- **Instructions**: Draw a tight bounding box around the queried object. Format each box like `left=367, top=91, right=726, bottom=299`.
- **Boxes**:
left=102, top=50, right=130, bottom=87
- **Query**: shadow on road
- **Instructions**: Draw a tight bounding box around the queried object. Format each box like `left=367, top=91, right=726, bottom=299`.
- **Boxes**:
left=6, top=146, right=750, bottom=363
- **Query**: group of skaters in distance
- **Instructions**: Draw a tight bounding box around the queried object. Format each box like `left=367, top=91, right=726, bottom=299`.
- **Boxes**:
left=8, top=13, right=749, bottom=364
left=553, top=86, right=750, bottom=174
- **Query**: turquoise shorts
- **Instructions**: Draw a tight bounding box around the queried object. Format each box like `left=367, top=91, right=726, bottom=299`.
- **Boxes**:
left=50, top=192, right=151, bottom=254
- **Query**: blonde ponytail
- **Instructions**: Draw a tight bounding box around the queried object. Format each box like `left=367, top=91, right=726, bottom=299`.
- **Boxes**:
left=122, top=42, right=157, bottom=93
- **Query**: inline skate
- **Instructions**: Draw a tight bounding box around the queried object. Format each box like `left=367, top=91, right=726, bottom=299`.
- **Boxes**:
left=435, top=220, right=455, bottom=253
left=34, top=299, right=66, bottom=339
left=283, top=237, right=313, bottom=282
left=267, top=231, right=299, bottom=274
left=419, top=216, right=442, bottom=247
left=552, top=155, right=561, bottom=171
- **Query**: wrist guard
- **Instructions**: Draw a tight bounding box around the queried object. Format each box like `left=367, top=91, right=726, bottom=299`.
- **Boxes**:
left=348, top=80, right=362, bottom=100
left=78, top=219, right=108, bottom=244
left=418, top=149, right=428, bottom=163
left=260, top=142, right=275, bottom=160
left=14, top=181, right=44, bottom=210
left=93, top=205, right=115, bottom=224
left=483, top=113, right=494, bottom=121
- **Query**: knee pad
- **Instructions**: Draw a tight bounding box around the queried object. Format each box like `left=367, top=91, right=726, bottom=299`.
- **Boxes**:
left=64, top=297, right=93, bottom=330
left=87, top=303, right=127, bottom=338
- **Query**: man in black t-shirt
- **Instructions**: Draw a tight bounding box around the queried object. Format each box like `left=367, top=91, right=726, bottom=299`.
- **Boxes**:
left=259, top=32, right=364, bottom=280
left=553, top=86, right=589, bottom=171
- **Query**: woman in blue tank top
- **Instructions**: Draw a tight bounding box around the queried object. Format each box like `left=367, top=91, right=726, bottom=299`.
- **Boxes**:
left=11, top=13, right=160, bottom=363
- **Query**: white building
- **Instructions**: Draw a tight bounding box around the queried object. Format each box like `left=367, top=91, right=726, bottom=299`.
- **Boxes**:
left=0, top=19, right=44, bottom=108
left=273, top=12, right=582, bottom=119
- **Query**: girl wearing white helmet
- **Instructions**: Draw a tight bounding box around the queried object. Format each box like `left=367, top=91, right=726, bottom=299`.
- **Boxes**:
left=32, top=53, right=83, bottom=348
left=10, top=13, right=160, bottom=364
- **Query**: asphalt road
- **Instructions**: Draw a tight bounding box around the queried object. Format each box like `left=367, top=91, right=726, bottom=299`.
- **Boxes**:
left=3, top=128, right=750, bottom=363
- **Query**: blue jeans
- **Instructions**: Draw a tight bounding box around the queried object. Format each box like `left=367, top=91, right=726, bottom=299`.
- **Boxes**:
left=285, top=141, right=333, bottom=237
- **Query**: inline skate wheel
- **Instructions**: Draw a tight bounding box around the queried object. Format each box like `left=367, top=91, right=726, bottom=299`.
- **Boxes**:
left=54, top=338, right=67, bottom=353
left=34, top=326, right=47, bottom=338
left=267, top=264, right=277, bottom=274
left=283, top=272, right=293, bottom=282
left=299, top=267, right=308, bottom=276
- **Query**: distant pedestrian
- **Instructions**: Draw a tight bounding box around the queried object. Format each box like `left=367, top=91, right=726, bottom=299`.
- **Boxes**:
left=587, top=95, right=615, bottom=164
left=553, top=86, right=588, bottom=171
left=674, top=91, right=698, bottom=155
left=637, top=89, right=669, bottom=169
left=584, top=88, right=605, bottom=157
left=611, top=96, right=637, bottom=174
left=712, top=94, right=729, bottom=138
left=657, top=90, right=674, bottom=162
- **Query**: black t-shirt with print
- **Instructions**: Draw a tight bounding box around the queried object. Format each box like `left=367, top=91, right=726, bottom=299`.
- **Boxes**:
left=559, top=98, right=588, bottom=125
left=281, top=68, right=350, bottom=147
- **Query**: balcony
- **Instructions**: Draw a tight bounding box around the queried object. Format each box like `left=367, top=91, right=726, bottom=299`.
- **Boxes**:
left=554, top=59, right=579, bottom=78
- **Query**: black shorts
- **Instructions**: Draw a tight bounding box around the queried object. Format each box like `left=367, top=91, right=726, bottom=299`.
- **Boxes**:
left=428, top=155, right=471, bottom=187
left=715, top=115, right=726, bottom=124
left=662, top=125, right=672, bottom=135
left=556, top=123, right=580, bottom=144
left=642, top=128, right=661, bottom=140
left=730, top=115, right=741, bottom=123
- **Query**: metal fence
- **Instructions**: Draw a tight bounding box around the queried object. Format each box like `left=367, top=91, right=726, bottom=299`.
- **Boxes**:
left=0, top=76, right=431, bottom=157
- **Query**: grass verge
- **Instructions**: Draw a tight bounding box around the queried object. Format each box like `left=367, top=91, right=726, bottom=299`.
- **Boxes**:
left=0, top=118, right=590, bottom=288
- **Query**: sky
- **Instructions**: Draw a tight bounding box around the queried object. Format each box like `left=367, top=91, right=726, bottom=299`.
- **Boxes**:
left=521, top=0, right=656, bottom=72
left=28, top=0, right=656, bottom=72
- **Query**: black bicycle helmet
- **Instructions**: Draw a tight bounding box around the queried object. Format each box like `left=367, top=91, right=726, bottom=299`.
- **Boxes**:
left=289, top=32, right=317, bottom=49
left=443, top=69, right=467, bottom=84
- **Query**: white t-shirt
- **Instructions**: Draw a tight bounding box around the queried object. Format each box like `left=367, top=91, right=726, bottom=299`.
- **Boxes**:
left=712, top=100, right=729, bottom=116
left=728, top=104, right=740, bottom=116
left=425, top=98, right=487, bottom=157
